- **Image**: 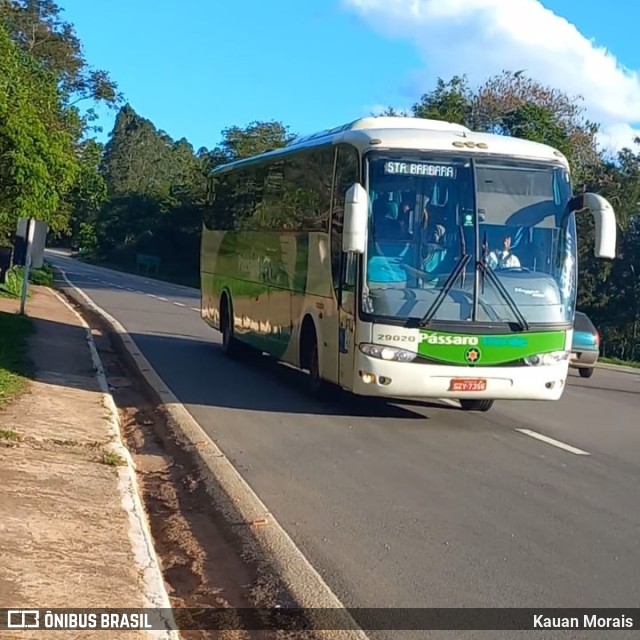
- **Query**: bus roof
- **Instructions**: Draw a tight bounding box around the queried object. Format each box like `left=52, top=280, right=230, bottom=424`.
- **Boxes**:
left=210, top=116, right=570, bottom=175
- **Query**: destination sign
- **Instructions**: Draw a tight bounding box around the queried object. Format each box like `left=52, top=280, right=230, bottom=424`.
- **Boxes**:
left=383, top=161, right=457, bottom=178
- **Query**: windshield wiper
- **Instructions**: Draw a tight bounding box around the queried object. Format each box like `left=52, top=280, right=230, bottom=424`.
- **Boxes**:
left=416, top=253, right=471, bottom=327
left=477, top=261, right=530, bottom=331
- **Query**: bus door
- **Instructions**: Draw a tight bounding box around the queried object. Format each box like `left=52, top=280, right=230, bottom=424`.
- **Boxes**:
left=338, top=252, right=358, bottom=388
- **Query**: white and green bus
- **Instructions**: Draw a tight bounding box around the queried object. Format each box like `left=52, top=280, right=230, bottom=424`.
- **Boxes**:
left=200, top=116, right=616, bottom=412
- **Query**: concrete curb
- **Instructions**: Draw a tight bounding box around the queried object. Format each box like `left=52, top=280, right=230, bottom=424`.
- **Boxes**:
left=49, top=287, right=179, bottom=640
left=53, top=266, right=369, bottom=640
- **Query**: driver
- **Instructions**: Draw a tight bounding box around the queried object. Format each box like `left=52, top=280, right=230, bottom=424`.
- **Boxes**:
left=486, top=235, right=521, bottom=270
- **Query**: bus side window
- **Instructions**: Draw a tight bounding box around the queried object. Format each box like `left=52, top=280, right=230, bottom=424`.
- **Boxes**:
left=207, top=172, right=237, bottom=230
left=331, top=144, right=360, bottom=292
left=260, top=161, right=285, bottom=230
left=282, top=149, right=333, bottom=232
left=228, top=166, right=264, bottom=231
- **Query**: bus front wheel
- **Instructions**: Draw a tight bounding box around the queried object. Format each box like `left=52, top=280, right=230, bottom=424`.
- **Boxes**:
left=308, top=341, right=322, bottom=394
left=459, top=399, right=494, bottom=412
left=301, top=320, right=324, bottom=395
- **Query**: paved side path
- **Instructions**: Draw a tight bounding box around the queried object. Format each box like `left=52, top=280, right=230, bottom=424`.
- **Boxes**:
left=0, top=287, right=170, bottom=639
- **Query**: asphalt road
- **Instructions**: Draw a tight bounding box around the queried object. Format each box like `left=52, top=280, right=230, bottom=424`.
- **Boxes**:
left=47, top=251, right=640, bottom=639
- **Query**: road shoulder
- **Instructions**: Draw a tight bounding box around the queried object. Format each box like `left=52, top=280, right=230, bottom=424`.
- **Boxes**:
left=0, top=287, right=174, bottom=639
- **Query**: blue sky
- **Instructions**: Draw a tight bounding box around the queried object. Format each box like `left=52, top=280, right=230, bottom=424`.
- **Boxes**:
left=60, top=0, right=640, bottom=154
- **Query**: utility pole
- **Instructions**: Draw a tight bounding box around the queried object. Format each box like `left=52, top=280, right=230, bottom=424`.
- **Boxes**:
left=19, top=218, right=35, bottom=316
left=631, top=265, right=639, bottom=356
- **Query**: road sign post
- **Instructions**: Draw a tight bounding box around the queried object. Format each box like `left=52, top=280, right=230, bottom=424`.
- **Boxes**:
left=17, top=218, right=47, bottom=316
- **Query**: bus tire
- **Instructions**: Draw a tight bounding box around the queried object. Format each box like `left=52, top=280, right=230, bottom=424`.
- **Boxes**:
left=300, top=319, right=324, bottom=395
left=220, top=295, right=239, bottom=358
left=459, top=399, right=494, bottom=412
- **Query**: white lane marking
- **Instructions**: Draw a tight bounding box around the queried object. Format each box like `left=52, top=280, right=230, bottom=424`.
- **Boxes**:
left=515, top=429, right=591, bottom=456
left=158, top=297, right=168, bottom=302
left=190, top=307, right=199, bottom=312
left=173, top=302, right=185, bottom=307
left=147, top=294, right=157, bottom=299
left=126, top=287, right=134, bottom=291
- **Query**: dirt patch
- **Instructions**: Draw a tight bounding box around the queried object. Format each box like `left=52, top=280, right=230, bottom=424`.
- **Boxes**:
left=54, top=289, right=310, bottom=640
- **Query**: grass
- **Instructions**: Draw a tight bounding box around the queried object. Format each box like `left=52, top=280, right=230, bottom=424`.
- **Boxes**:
left=600, top=356, right=640, bottom=369
left=0, top=311, right=33, bottom=408
left=0, top=428, right=21, bottom=442
left=0, top=262, right=54, bottom=299
left=102, top=451, right=127, bottom=467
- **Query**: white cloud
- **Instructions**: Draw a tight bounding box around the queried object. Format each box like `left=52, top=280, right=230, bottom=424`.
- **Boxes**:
left=342, top=0, right=640, bottom=153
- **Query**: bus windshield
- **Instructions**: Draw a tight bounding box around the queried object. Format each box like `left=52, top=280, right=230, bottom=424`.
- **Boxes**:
left=363, top=153, right=577, bottom=328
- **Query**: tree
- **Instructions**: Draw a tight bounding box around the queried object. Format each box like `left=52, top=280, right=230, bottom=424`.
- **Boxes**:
left=412, top=75, right=474, bottom=125
left=471, top=70, right=601, bottom=185
left=0, top=0, right=121, bottom=132
left=62, top=139, right=107, bottom=249
left=371, top=106, right=411, bottom=117
left=218, top=120, right=294, bottom=161
left=0, top=23, right=78, bottom=241
left=101, top=104, right=176, bottom=197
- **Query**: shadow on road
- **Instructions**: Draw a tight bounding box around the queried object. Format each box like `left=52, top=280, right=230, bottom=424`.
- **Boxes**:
left=122, top=330, right=459, bottom=419
left=2, top=286, right=458, bottom=420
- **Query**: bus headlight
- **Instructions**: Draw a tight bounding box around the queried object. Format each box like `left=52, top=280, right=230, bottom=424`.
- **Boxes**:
left=523, top=351, right=570, bottom=366
left=359, top=343, right=417, bottom=362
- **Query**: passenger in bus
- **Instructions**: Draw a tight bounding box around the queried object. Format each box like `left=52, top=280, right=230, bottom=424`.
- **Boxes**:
left=368, top=200, right=412, bottom=288
left=398, top=199, right=413, bottom=237
left=419, top=199, right=447, bottom=274
left=486, top=235, right=521, bottom=270
left=420, top=199, right=446, bottom=244
left=372, top=199, right=403, bottom=239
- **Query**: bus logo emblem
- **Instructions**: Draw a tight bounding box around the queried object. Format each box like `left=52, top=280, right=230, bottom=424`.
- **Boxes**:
left=465, top=348, right=480, bottom=363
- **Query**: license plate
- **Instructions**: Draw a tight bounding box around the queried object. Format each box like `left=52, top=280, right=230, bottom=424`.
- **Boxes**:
left=449, top=378, right=487, bottom=392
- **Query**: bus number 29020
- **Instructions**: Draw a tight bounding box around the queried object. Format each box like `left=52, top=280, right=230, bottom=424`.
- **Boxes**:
left=377, top=334, right=416, bottom=343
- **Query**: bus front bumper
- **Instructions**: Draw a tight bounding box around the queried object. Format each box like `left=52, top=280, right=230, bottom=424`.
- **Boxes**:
left=351, top=352, right=569, bottom=401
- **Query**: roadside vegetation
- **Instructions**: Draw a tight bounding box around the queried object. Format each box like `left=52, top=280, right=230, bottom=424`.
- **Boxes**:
left=0, top=311, right=33, bottom=408
left=0, top=263, right=54, bottom=299
left=0, top=2, right=638, bottom=363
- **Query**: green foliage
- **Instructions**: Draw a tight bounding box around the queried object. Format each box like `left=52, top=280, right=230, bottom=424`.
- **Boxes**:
left=29, top=262, right=54, bottom=286
left=63, top=138, right=108, bottom=246
left=0, top=267, right=27, bottom=298
left=0, top=262, right=52, bottom=298
left=0, top=310, right=33, bottom=407
left=412, top=75, right=474, bottom=125
left=89, top=110, right=294, bottom=281
left=0, top=24, right=79, bottom=240
left=218, top=120, right=294, bottom=161
left=0, top=1, right=122, bottom=248
left=0, top=0, right=122, bottom=132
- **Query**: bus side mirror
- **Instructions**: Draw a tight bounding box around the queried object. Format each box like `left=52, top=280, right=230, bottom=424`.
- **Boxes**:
left=343, top=183, right=369, bottom=254
left=569, top=193, right=617, bottom=259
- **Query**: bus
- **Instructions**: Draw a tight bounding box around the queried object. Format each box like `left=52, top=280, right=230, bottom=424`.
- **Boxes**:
left=200, top=116, right=616, bottom=412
